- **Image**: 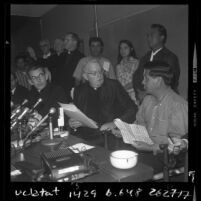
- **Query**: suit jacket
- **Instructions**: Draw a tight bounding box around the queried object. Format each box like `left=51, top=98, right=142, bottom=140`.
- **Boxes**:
left=133, top=47, right=180, bottom=100
left=27, top=83, right=68, bottom=126
left=11, top=84, right=29, bottom=106
left=74, top=78, right=137, bottom=125
left=58, top=49, right=84, bottom=102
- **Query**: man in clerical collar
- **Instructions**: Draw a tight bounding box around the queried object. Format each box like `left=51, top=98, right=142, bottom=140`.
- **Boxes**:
left=56, top=32, right=84, bottom=102
left=133, top=24, right=180, bottom=103
left=27, top=62, right=67, bottom=126
left=11, top=72, right=29, bottom=106
left=39, top=39, right=53, bottom=59
left=69, top=59, right=137, bottom=147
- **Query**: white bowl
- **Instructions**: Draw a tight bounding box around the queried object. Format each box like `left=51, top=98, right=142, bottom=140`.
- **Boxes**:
left=110, top=150, right=138, bottom=169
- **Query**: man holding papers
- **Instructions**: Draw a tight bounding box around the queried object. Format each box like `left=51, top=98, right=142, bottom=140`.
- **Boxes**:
left=69, top=59, right=137, bottom=146
left=132, top=60, right=188, bottom=154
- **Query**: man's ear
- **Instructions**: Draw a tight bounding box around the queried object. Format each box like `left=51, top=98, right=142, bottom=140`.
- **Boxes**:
left=28, top=78, right=34, bottom=86
left=82, top=72, right=88, bottom=81
left=45, top=72, right=49, bottom=81
left=160, top=35, right=165, bottom=43
left=156, top=77, right=162, bottom=86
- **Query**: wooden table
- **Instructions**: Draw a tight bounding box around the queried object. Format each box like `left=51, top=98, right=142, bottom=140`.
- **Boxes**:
left=11, top=134, right=154, bottom=182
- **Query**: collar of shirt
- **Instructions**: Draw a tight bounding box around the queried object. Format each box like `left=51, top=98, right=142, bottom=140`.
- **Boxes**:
left=150, top=47, right=163, bottom=61
left=11, top=88, right=16, bottom=95
left=43, top=52, right=51, bottom=59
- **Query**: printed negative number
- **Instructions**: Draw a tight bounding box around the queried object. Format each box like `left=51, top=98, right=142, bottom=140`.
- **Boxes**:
left=69, top=190, right=96, bottom=198
left=149, top=188, right=192, bottom=199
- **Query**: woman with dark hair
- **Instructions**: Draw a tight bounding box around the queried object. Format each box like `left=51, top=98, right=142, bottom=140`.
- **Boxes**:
left=116, top=40, right=139, bottom=105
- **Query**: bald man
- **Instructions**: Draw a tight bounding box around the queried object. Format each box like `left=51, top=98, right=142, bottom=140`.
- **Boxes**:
left=69, top=59, right=137, bottom=147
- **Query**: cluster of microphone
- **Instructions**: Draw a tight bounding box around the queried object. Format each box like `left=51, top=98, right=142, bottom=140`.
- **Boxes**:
left=11, top=97, right=58, bottom=147
left=11, top=98, right=43, bottom=131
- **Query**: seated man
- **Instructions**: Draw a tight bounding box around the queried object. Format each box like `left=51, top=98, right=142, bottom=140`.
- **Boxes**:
left=26, top=61, right=67, bottom=127
left=11, top=71, right=29, bottom=107
left=69, top=59, right=137, bottom=148
left=112, top=60, right=188, bottom=176
left=132, top=60, right=188, bottom=153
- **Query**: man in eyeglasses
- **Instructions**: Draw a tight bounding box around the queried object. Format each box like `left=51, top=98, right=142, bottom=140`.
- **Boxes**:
left=69, top=59, right=137, bottom=148
left=26, top=61, right=67, bottom=127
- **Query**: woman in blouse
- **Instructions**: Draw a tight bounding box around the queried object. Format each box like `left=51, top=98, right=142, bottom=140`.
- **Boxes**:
left=116, top=40, right=139, bottom=105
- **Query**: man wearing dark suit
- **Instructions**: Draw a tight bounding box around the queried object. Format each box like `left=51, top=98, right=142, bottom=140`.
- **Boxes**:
left=57, top=32, right=84, bottom=102
left=27, top=62, right=67, bottom=127
left=11, top=72, right=29, bottom=106
left=133, top=24, right=180, bottom=103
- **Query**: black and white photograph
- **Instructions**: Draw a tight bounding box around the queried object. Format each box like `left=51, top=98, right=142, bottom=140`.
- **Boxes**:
left=4, top=2, right=198, bottom=201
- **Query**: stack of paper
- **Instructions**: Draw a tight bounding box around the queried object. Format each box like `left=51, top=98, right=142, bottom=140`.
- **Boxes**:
left=114, top=119, right=154, bottom=145
left=68, top=143, right=95, bottom=153
left=59, top=103, right=98, bottom=129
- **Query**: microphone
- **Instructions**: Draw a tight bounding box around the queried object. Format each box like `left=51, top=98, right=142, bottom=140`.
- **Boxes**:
left=11, top=107, right=29, bottom=130
left=24, top=107, right=56, bottom=142
left=11, top=99, right=28, bottom=119
left=21, top=99, right=28, bottom=107
left=29, top=98, right=43, bottom=113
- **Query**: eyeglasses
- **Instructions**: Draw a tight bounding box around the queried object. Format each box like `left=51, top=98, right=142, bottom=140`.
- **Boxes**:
left=87, top=70, right=103, bottom=77
left=31, top=73, right=45, bottom=81
left=40, top=44, right=48, bottom=47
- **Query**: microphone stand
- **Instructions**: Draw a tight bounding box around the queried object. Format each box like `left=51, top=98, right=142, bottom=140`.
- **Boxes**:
left=41, top=114, right=63, bottom=146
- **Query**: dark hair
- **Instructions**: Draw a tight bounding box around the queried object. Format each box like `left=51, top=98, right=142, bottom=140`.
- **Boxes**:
left=89, top=37, right=104, bottom=47
left=66, top=32, right=80, bottom=44
left=144, top=60, right=173, bottom=86
left=27, top=60, right=45, bottom=76
left=15, top=54, right=27, bottom=63
left=151, top=24, right=167, bottom=44
left=117, top=40, right=137, bottom=64
left=39, top=39, right=50, bottom=45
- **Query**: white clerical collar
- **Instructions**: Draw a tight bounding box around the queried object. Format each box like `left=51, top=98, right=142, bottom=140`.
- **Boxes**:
left=43, top=52, right=51, bottom=59
left=150, top=47, right=163, bottom=61
left=12, top=88, right=16, bottom=95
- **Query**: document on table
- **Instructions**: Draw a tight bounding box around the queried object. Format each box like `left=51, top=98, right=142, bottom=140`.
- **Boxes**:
left=114, top=119, right=154, bottom=145
left=59, top=103, right=98, bottom=129
left=68, top=143, right=95, bottom=153
left=11, top=164, right=22, bottom=176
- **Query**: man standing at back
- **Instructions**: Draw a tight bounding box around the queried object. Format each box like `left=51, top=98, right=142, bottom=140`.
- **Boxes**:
left=73, top=37, right=116, bottom=85
left=57, top=33, right=84, bottom=102
left=133, top=24, right=180, bottom=103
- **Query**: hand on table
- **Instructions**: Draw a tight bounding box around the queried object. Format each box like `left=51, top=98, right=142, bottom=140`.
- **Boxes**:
left=69, top=118, right=83, bottom=130
left=100, top=122, right=116, bottom=132
left=111, top=128, right=122, bottom=138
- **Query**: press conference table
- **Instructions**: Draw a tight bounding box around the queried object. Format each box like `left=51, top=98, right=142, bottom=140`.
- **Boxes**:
left=11, top=131, right=154, bottom=182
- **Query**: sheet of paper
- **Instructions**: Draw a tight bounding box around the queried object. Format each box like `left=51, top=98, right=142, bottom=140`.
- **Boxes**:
left=11, top=165, right=22, bottom=176
left=114, top=119, right=154, bottom=145
left=68, top=143, right=95, bottom=153
left=103, top=61, right=110, bottom=72
left=59, top=103, right=98, bottom=129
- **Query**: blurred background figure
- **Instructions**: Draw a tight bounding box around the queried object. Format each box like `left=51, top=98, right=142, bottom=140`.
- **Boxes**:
left=116, top=40, right=139, bottom=105
left=11, top=71, right=29, bottom=106
left=13, top=54, right=32, bottom=90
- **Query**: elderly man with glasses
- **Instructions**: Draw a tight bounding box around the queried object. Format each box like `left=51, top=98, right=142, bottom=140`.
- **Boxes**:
left=69, top=59, right=138, bottom=148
